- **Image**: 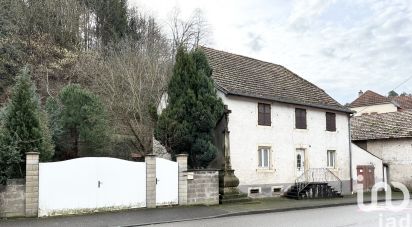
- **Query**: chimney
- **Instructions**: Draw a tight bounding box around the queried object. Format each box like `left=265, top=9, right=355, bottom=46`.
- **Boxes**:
left=358, top=90, right=363, bottom=97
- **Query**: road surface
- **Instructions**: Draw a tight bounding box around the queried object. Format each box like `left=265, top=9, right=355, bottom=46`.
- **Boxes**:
left=156, top=201, right=412, bottom=227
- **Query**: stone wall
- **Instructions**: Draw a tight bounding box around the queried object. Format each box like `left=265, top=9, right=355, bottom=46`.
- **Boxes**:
left=366, top=139, right=412, bottom=190
left=0, top=179, right=26, bottom=218
left=187, top=170, right=219, bottom=205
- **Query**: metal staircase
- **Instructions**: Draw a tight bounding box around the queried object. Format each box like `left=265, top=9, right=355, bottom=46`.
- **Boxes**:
left=286, top=168, right=343, bottom=199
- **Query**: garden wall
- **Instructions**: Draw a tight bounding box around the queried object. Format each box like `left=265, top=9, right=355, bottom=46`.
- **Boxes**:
left=187, top=170, right=219, bottom=205
left=0, top=179, right=26, bottom=218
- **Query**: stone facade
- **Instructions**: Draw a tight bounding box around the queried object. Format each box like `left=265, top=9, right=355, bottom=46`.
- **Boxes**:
left=187, top=170, right=219, bottom=205
left=361, top=138, right=412, bottom=190
left=0, top=179, right=26, bottom=218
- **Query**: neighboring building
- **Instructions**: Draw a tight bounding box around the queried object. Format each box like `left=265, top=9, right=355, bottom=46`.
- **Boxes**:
left=391, top=95, right=412, bottom=110
left=349, top=90, right=399, bottom=116
left=202, top=47, right=355, bottom=197
left=349, top=90, right=412, bottom=116
left=351, top=143, right=383, bottom=191
left=351, top=110, right=412, bottom=190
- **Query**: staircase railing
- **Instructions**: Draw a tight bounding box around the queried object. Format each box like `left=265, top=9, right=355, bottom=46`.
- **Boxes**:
left=295, top=168, right=342, bottom=196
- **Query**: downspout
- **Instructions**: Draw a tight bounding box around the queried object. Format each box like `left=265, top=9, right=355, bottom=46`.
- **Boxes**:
left=348, top=113, right=353, bottom=193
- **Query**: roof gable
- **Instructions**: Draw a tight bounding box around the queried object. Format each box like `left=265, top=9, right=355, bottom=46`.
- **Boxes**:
left=201, top=47, right=350, bottom=113
left=350, top=90, right=392, bottom=108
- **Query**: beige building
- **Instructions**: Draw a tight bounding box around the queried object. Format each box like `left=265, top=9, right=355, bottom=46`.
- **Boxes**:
left=349, top=90, right=399, bottom=116
left=351, top=110, right=412, bottom=190
left=349, top=90, right=412, bottom=116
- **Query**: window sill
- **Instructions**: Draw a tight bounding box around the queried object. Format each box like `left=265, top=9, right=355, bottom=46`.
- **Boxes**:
left=294, top=128, right=308, bottom=131
left=325, top=130, right=337, bottom=133
left=256, top=168, right=274, bottom=173
left=257, top=124, right=272, bottom=128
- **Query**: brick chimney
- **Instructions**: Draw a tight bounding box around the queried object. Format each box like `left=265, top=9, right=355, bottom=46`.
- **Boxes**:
left=358, top=90, right=363, bottom=97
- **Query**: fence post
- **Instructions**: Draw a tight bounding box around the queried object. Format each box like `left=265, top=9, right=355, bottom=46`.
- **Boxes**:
left=145, top=154, right=156, bottom=208
left=176, top=154, right=188, bottom=205
left=25, top=152, right=39, bottom=217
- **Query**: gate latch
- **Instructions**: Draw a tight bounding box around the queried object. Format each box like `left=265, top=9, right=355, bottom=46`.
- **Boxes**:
left=156, top=178, right=159, bottom=185
left=98, top=180, right=103, bottom=188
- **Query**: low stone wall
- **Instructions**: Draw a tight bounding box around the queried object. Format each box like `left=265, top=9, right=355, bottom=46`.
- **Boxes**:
left=0, top=179, right=26, bottom=218
left=187, top=170, right=219, bottom=205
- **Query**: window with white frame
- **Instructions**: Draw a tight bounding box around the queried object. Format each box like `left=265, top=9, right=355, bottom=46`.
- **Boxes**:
left=258, top=147, right=271, bottom=168
left=327, top=150, right=336, bottom=168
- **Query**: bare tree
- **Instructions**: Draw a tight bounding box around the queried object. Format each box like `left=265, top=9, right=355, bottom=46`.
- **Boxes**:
left=77, top=14, right=172, bottom=156
left=168, top=7, right=210, bottom=54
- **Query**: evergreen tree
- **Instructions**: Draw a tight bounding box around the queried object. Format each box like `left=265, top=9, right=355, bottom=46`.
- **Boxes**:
left=95, top=0, right=128, bottom=47
left=46, top=84, right=110, bottom=159
left=0, top=67, right=54, bottom=180
left=388, top=90, right=399, bottom=97
left=155, top=47, right=224, bottom=168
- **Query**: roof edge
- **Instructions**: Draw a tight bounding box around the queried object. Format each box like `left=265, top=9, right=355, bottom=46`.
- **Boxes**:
left=224, top=90, right=353, bottom=114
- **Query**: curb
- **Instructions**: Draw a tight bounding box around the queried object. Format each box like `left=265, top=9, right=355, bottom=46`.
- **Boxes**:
left=121, top=198, right=404, bottom=227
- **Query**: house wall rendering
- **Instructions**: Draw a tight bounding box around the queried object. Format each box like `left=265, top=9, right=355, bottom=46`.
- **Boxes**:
left=351, top=103, right=398, bottom=116
left=351, top=143, right=383, bottom=190
left=218, top=91, right=352, bottom=196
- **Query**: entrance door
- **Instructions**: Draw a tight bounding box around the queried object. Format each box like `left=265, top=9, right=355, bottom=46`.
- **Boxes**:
left=296, top=149, right=305, bottom=177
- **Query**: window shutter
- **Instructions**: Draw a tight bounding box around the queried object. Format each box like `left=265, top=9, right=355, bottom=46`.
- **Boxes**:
left=258, top=103, right=271, bottom=126
left=326, top=112, right=336, bottom=131
left=295, top=108, right=307, bottom=129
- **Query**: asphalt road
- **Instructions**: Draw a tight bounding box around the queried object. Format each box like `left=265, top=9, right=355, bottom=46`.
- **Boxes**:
left=156, top=201, right=412, bottom=227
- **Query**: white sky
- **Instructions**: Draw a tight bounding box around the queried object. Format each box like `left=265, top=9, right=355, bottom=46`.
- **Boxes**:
left=130, top=0, right=412, bottom=104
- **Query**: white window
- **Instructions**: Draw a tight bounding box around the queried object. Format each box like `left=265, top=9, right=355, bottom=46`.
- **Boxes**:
left=327, top=150, right=336, bottom=168
left=258, top=147, right=270, bottom=168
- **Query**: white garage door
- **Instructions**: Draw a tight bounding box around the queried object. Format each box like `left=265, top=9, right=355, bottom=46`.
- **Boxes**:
left=39, top=157, right=146, bottom=217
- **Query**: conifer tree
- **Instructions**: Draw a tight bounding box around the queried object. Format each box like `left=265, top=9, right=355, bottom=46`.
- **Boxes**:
left=46, top=84, right=110, bottom=159
left=0, top=67, right=54, bottom=180
left=155, top=47, right=224, bottom=168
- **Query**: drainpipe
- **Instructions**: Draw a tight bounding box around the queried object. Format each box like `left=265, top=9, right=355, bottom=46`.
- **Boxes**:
left=348, top=113, right=353, bottom=193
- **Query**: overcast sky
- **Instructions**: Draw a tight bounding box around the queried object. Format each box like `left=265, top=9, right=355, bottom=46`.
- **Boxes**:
left=130, top=0, right=412, bottom=104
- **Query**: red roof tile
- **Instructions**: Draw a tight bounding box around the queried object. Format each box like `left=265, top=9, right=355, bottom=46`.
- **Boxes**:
left=349, top=90, right=392, bottom=108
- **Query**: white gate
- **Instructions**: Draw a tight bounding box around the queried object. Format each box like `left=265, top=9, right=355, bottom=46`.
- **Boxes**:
left=39, top=157, right=146, bottom=217
left=156, top=158, right=178, bottom=206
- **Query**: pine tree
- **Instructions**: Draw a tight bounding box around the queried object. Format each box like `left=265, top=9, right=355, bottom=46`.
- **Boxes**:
left=46, top=84, right=110, bottom=159
left=155, top=47, right=224, bottom=168
left=0, top=67, right=54, bottom=179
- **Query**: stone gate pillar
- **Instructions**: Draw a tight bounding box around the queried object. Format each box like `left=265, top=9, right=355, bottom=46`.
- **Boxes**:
left=25, top=152, right=39, bottom=217
left=145, top=154, right=156, bottom=208
left=176, top=154, right=188, bottom=205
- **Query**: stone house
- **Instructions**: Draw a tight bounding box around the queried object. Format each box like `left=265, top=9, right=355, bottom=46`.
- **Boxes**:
left=158, top=47, right=383, bottom=197
left=202, top=47, right=365, bottom=197
left=351, top=110, right=412, bottom=190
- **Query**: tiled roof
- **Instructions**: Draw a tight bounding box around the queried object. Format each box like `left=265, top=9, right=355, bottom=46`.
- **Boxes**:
left=391, top=96, right=412, bottom=110
left=201, top=47, right=351, bottom=113
left=351, top=110, right=412, bottom=140
left=349, top=90, right=392, bottom=108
